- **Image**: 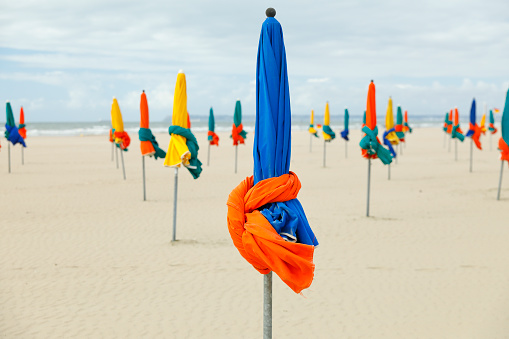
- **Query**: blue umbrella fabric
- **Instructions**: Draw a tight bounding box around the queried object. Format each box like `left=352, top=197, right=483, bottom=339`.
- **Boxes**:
left=227, top=13, right=317, bottom=294
left=5, top=102, right=26, bottom=147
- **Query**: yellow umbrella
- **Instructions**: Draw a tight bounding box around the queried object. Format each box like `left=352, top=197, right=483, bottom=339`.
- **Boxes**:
left=385, top=97, right=399, bottom=145
left=164, top=71, right=192, bottom=168
left=110, top=97, right=130, bottom=179
left=164, top=70, right=202, bottom=242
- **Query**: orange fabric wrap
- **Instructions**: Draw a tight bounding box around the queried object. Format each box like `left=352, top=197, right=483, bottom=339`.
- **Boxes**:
left=140, top=92, right=149, bottom=129
left=140, top=141, right=155, bottom=155
left=114, top=131, right=131, bottom=150
left=109, top=129, right=114, bottom=143
left=232, top=123, right=245, bottom=145
left=499, top=138, right=509, bottom=165
left=227, top=172, right=315, bottom=293
left=469, top=123, right=482, bottom=150
left=208, top=131, right=219, bottom=146
left=489, top=124, right=498, bottom=134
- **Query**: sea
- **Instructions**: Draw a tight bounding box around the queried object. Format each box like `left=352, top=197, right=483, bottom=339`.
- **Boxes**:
left=25, top=115, right=444, bottom=137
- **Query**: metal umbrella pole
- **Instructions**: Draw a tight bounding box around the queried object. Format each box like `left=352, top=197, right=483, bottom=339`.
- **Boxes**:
left=115, top=145, right=119, bottom=169
left=172, top=167, right=179, bottom=241
left=455, top=139, right=458, bottom=161
left=469, top=139, right=473, bottom=173
left=21, top=147, right=24, bottom=165
left=142, top=156, right=146, bottom=201
left=366, top=158, right=371, bottom=217
left=323, top=141, right=326, bottom=167
left=8, top=143, right=11, bottom=173
left=235, top=145, right=238, bottom=173
left=120, top=148, right=126, bottom=180
left=263, top=272, right=272, bottom=339
left=388, top=163, right=391, bottom=180
left=111, top=142, right=114, bottom=161
left=497, top=160, right=504, bottom=200
left=207, top=143, right=211, bottom=166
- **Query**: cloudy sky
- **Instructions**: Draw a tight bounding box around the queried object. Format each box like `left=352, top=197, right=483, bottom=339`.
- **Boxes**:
left=1, top=0, right=508, bottom=122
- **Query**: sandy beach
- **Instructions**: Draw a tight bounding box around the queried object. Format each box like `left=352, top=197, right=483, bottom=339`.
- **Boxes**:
left=1, top=128, right=508, bottom=338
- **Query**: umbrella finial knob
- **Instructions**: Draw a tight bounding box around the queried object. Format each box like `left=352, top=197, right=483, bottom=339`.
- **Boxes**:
left=266, top=8, right=276, bottom=17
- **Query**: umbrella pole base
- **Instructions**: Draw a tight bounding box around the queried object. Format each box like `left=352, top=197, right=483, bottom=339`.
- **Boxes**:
left=120, top=149, right=126, bottom=180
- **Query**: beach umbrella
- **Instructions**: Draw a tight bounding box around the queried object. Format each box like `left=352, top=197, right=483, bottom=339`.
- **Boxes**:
left=497, top=89, right=509, bottom=200
left=231, top=100, right=247, bottom=173
left=403, top=110, right=412, bottom=134
left=489, top=109, right=497, bottom=150
left=322, top=102, right=335, bottom=167
left=207, top=107, right=219, bottom=167
left=480, top=103, right=488, bottom=136
left=19, top=106, right=26, bottom=165
left=139, top=90, right=166, bottom=201
left=227, top=9, right=318, bottom=338
left=110, top=98, right=130, bottom=180
left=164, top=70, right=202, bottom=241
left=308, top=110, right=318, bottom=152
left=465, top=99, right=482, bottom=172
left=5, top=101, right=26, bottom=173
left=383, top=97, right=399, bottom=177
left=359, top=81, right=393, bottom=216
left=451, top=107, right=465, bottom=161
left=340, top=107, right=349, bottom=158
left=395, top=106, right=405, bottom=155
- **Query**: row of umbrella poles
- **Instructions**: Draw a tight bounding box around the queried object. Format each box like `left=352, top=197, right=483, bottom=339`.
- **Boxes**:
left=3, top=102, right=27, bottom=173
left=441, top=93, right=509, bottom=200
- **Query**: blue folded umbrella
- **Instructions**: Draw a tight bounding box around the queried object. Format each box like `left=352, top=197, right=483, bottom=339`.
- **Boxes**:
left=254, top=16, right=318, bottom=247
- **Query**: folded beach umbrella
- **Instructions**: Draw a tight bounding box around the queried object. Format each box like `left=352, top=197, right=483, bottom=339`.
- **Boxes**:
left=322, top=102, right=335, bottom=167
left=110, top=98, right=130, bottom=179
left=443, top=112, right=449, bottom=133
left=395, top=106, right=405, bottom=142
left=403, top=110, right=412, bottom=133
left=360, top=81, right=393, bottom=216
left=497, top=89, right=509, bottom=200
left=208, top=108, right=219, bottom=147
left=452, top=108, right=465, bottom=141
left=480, top=113, right=487, bottom=135
left=489, top=110, right=497, bottom=134
left=18, top=106, right=27, bottom=165
left=322, top=102, right=335, bottom=141
left=139, top=90, right=166, bottom=159
left=5, top=102, right=26, bottom=173
left=308, top=110, right=318, bottom=137
left=5, top=102, right=26, bottom=148
left=227, top=9, right=318, bottom=336
left=341, top=107, right=350, bottom=158
left=18, top=107, right=26, bottom=139
left=384, top=97, right=399, bottom=146
left=231, top=100, right=247, bottom=173
left=164, top=70, right=202, bottom=241
left=465, top=99, right=482, bottom=172
left=466, top=99, right=482, bottom=150
left=206, top=107, right=219, bottom=166
left=451, top=108, right=465, bottom=161
left=447, top=109, right=453, bottom=134
left=340, top=108, right=349, bottom=141
left=138, top=90, right=166, bottom=200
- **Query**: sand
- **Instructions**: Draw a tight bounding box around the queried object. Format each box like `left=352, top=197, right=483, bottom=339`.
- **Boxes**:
left=1, top=128, right=508, bottom=338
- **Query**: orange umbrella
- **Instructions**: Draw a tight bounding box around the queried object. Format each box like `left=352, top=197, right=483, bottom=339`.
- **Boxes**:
left=359, top=81, right=392, bottom=216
